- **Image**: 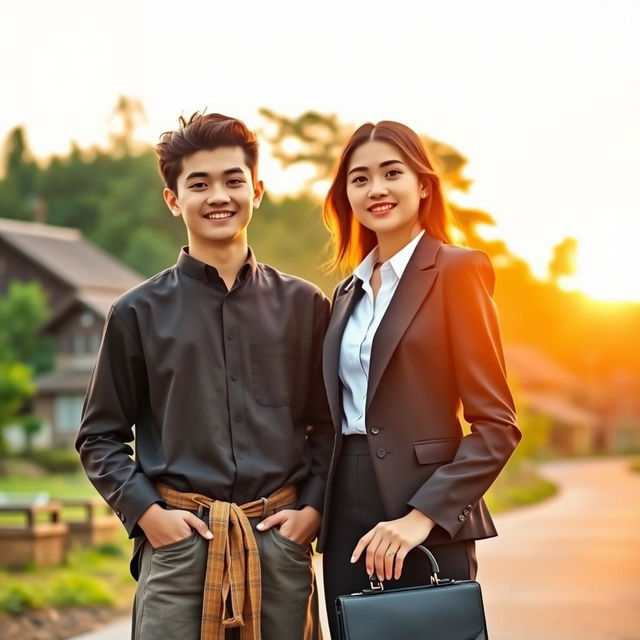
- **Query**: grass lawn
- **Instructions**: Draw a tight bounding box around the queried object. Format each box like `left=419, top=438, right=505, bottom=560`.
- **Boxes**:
left=0, top=472, right=96, bottom=498
left=0, top=472, right=99, bottom=525
left=485, top=461, right=557, bottom=513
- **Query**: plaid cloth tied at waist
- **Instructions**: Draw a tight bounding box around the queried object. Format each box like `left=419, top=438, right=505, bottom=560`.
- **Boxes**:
left=155, top=482, right=298, bottom=640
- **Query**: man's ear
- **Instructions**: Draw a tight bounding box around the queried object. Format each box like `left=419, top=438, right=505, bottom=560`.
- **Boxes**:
left=253, top=180, right=265, bottom=210
left=163, top=187, right=182, bottom=218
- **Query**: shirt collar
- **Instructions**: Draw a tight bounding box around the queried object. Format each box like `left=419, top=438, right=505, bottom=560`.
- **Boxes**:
left=176, top=246, right=258, bottom=286
left=353, top=230, right=425, bottom=283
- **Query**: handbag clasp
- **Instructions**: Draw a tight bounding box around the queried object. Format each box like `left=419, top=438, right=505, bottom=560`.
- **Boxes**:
left=369, top=577, right=384, bottom=591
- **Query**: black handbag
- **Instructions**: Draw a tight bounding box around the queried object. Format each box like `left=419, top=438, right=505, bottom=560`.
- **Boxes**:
left=335, top=545, right=488, bottom=640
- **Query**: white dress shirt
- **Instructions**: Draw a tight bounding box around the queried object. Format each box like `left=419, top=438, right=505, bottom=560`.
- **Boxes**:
left=339, top=231, right=425, bottom=435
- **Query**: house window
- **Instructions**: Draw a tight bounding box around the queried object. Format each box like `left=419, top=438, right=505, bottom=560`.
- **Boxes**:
left=73, top=333, right=86, bottom=354
left=80, top=312, right=95, bottom=328
left=89, top=332, right=101, bottom=353
left=54, top=395, right=85, bottom=433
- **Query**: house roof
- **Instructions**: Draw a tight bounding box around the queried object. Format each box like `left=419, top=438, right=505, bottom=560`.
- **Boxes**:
left=35, top=369, right=92, bottom=394
left=0, top=217, right=142, bottom=294
left=505, top=344, right=581, bottom=391
left=520, top=391, right=598, bottom=427
left=42, top=292, right=119, bottom=331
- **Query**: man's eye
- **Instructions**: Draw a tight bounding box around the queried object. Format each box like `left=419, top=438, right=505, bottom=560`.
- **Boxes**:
left=228, top=178, right=245, bottom=185
left=190, top=182, right=207, bottom=189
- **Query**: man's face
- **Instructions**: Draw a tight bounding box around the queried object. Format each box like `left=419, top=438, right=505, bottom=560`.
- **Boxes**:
left=164, top=146, right=264, bottom=247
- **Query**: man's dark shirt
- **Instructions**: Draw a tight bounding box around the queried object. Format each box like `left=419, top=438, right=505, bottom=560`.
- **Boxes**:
left=76, top=248, right=333, bottom=538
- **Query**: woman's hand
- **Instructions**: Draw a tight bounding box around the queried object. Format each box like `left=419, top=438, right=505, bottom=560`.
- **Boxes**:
left=350, top=509, right=435, bottom=580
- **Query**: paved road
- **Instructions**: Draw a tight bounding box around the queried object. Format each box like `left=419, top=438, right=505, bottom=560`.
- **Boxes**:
left=73, top=457, right=640, bottom=639
left=477, top=457, right=640, bottom=640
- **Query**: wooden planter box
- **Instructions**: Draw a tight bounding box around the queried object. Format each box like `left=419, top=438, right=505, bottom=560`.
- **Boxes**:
left=0, top=501, right=68, bottom=569
left=60, top=498, right=121, bottom=550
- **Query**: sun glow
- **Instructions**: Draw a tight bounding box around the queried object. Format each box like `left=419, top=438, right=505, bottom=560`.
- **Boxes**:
left=562, top=235, right=640, bottom=303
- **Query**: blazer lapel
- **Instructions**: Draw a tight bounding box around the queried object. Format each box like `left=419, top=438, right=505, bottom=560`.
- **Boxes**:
left=366, top=235, right=442, bottom=408
left=323, top=277, right=364, bottom=431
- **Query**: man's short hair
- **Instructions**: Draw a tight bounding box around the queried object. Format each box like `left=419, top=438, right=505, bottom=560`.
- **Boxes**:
left=156, top=112, right=259, bottom=193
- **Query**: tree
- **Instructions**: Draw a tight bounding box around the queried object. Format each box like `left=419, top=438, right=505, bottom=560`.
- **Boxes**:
left=548, top=237, right=578, bottom=285
left=108, top=95, right=147, bottom=157
left=0, top=282, right=51, bottom=465
left=0, top=281, right=53, bottom=373
left=0, top=126, right=40, bottom=220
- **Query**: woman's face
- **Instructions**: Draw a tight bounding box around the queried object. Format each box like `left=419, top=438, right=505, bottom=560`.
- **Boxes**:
left=346, top=139, right=425, bottom=240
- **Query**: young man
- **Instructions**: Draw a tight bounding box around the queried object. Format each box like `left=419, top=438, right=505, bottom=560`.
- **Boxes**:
left=76, top=113, right=333, bottom=640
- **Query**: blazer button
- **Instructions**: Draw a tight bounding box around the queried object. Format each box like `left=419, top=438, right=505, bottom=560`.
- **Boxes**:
left=458, top=514, right=465, bottom=522
left=376, top=448, right=386, bottom=459
left=370, top=426, right=380, bottom=435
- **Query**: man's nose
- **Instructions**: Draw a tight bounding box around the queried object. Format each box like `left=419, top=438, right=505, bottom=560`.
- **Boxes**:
left=206, top=185, right=231, bottom=204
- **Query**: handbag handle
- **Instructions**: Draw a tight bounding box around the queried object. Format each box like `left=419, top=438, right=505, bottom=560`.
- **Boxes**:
left=369, top=545, right=441, bottom=591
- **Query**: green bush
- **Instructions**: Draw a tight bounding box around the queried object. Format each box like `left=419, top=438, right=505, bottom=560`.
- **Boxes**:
left=93, top=542, right=125, bottom=557
left=28, top=448, right=81, bottom=473
left=48, top=574, right=116, bottom=608
left=0, top=580, right=45, bottom=614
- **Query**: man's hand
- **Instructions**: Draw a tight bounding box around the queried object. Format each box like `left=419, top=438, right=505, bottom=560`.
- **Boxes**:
left=138, top=503, right=213, bottom=549
left=350, top=509, right=436, bottom=581
left=256, top=506, right=321, bottom=546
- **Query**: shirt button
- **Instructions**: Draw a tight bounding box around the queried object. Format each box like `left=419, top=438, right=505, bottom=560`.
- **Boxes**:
left=370, top=426, right=380, bottom=435
left=230, top=373, right=239, bottom=381
left=234, top=415, right=241, bottom=423
left=376, top=448, right=386, bottom=459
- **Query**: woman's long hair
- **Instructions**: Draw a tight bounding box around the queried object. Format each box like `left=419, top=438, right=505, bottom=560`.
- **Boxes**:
left=323, top=121, right=453, bottom=272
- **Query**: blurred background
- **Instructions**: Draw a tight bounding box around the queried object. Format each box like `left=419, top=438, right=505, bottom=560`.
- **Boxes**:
left=0, top=1, right=638, bottom=639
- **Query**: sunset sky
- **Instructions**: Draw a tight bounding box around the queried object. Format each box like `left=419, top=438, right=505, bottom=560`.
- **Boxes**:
left=1, top=0, right=638, bottom=301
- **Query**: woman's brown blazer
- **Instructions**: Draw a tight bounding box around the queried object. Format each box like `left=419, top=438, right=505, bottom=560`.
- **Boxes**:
left=316, top=234, right=521, bottom=552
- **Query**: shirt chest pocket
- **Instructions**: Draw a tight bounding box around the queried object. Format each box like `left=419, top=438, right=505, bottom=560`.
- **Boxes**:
left=250, top=342, right=296, bottom=407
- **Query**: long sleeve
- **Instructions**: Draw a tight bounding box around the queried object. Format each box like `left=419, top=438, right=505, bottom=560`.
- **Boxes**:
left=297, top=291, right=335, bottom=514
left=407, top=250, right=521, bottom=538
left=75, top=305, right=162, bottom=537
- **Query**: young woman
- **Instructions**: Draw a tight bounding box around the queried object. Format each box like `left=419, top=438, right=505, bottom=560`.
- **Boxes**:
left=316, top=121, right=521, bottom=638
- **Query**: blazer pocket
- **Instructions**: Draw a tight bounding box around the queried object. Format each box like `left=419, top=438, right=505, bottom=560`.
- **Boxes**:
left=250, top=342, right=295, bottom=407
left=413, top=438, right=460, bottom=465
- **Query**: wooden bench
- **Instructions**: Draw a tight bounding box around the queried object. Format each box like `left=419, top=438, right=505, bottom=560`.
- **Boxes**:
left=0, top=497, right=68, bottom=569
left=59, top=498, right=121, bottom=550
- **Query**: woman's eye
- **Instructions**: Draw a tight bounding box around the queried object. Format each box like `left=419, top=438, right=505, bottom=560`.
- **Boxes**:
left=387, top=169, right=402, bottom=178
left=351, top=176, right=367, bottom=184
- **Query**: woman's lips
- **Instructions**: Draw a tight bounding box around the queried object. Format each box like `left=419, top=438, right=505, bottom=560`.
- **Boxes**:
left=367, top=202, right=397, bottom=215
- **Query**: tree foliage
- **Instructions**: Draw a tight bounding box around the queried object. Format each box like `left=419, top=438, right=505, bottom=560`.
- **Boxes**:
left=0, top=282, right=50, bottom=459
